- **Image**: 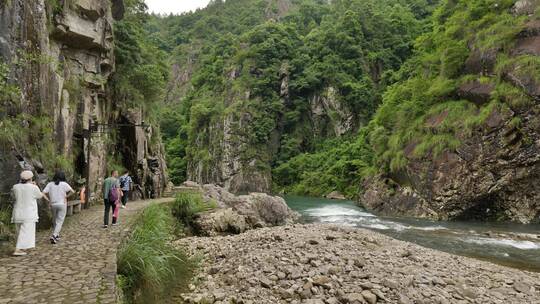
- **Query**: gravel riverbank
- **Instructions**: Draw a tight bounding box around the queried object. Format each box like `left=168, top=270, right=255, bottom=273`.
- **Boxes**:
left=176, top=224, right=540, bottom=304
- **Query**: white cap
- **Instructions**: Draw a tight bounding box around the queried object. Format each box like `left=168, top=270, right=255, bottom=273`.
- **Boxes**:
left=20, top=170, right=34, bottom=180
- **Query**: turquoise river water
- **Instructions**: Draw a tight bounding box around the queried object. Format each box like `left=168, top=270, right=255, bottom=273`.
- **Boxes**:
left=285, top=196, right=540, bottom=272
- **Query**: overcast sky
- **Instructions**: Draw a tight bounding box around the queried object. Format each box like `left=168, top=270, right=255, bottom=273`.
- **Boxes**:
left=145, top=0, right=211, bottom=15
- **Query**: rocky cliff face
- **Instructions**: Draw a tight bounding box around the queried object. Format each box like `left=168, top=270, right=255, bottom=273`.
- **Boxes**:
left=0, top=0, right=167, bottom=209
left=362, top=1, right=540, bottom=224
left=363, top=103, right=540, bottom=224
left=310, top=87, right=356, bottom=138
left=186, top=88, right=277, bottom=194
left=186, top=70, right=358, bottom=194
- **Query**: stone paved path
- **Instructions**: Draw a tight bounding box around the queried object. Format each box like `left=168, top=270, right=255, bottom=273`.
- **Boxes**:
left=0, top=198, right=173, bottom=304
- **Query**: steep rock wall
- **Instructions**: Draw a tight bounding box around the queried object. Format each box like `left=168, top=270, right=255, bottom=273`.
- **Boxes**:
left=309, top=86, right=356, bottom=138
left=363, top=106, right=540, bottom=223
left=186, top=68, right=358, bottom=194
left=362, top=1, right=540, bottom=224
left=0, top=0, right=167, bottom=210
left=186, top=89, right=276, bottom=194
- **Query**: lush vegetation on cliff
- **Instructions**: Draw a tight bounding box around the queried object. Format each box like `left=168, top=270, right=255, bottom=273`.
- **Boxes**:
left=364, top=0, right=536, bottom=174
left=157, top=0, right=538, bottom=199
left=107, top=0, right=169, bottom=172
left=112, top=0, right=169, bottom=111
left=277, top=0, right=540, bottom=197
left=0, top=54, right=75, bottom=178
left=157, top=0, right=437, bottom=188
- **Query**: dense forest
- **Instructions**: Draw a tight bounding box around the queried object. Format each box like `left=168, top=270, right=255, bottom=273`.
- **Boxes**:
left=152, top=0, right=439, bottom=196
left=122, top=0, right=539, bottom=212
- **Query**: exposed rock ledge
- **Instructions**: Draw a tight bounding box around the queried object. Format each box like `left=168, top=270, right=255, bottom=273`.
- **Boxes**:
left=176, top=224, right=540, bottom=304
left=182, top=182, right=300, bottom=235
left=326, top=191, right=347, bottom=200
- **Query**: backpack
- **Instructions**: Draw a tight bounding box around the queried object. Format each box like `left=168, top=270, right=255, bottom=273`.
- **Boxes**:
left=108, top=184, right=119, bottom=202
left=119, top=177, right=126, bottom=189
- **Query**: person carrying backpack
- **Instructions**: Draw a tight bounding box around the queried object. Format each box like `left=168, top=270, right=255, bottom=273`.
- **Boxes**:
left=118, top=170, right=133, bottom=209
left=102, top=170, right=121, bottom=228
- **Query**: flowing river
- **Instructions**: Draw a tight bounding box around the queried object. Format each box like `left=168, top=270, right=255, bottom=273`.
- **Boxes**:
left=285, top=195, right=540, bottom=272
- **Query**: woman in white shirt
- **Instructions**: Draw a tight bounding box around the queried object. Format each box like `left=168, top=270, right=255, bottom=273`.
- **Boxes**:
left=43, top=171, right=74, bottom=244
left=11, top=170, right=46, bottom=256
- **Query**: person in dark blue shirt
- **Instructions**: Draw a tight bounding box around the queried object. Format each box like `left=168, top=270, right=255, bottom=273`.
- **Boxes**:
left=119, top=170, right=133, bottom=209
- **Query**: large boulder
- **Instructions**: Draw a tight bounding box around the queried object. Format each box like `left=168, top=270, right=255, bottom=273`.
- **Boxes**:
left=457, top=81, right=494, bottom=105
left=326, top=191, right=346, bottom=200
left=195, top=208, right=248, bottom=235
left=240, top=192, right=294, bottom=226
left=193, top=184, right=299, bottom=235
left=512, top=0, right=540, bottom=15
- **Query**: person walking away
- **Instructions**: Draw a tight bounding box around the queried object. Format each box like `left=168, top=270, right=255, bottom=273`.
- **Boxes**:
left=112, top=189, right=123, bottom=225
left=43, top=171, right=75, bottom=244
left=119, top=171, right=133, bottom=209
left=102, top=170, right=120, bottom=228
left=11, top=171, right=47, bottom=256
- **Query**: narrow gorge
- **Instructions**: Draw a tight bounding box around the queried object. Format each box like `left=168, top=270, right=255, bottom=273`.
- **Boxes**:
left=1, top=0, right=540, bottom=303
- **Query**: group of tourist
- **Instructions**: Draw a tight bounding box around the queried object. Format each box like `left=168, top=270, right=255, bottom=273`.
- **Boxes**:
left=102, top=170, right=133, bottom=228
left=9, top=169, right=133, bottom=256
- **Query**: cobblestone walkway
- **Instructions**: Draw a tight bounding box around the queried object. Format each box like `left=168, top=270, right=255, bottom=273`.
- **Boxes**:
left=0, top=198, right=172, bottom=304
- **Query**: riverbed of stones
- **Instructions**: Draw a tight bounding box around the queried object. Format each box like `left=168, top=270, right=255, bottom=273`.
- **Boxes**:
left=176, top=224, right=540, bottom=304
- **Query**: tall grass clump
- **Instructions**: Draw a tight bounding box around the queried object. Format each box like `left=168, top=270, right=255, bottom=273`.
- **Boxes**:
left=117, top=205, right=194, bottom=304
left=171, top=191, right=216, bottom=228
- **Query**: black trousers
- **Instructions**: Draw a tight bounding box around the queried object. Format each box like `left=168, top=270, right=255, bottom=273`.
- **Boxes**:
left=121, top=191, right=129, bottom=206
left=103, top=199, right=117, bottom=225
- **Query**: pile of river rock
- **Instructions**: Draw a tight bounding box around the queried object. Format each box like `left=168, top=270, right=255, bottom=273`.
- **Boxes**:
left=175, top=224, right=540, bottom=304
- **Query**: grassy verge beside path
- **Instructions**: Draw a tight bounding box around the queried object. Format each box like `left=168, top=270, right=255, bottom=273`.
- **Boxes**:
left=171, top=191, right=216, bottom=234
left=117, top=203, right=195, bottom=304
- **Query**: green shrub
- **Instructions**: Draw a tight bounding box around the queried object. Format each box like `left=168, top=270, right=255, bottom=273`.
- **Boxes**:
left=0, top=61, right=20, bottom=106
left=0, top=205, right=14, bottom=241
left=508, top=116, right=522, bottom=129
left=171, top=191, right=216, bottom=227
left=46, top=0, right=63, bottom=15
left=272, top=134, right=374, bottom=198
left=117, top=205, right=194, bottom=304
left=493, top=82, right=533, bottom=109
